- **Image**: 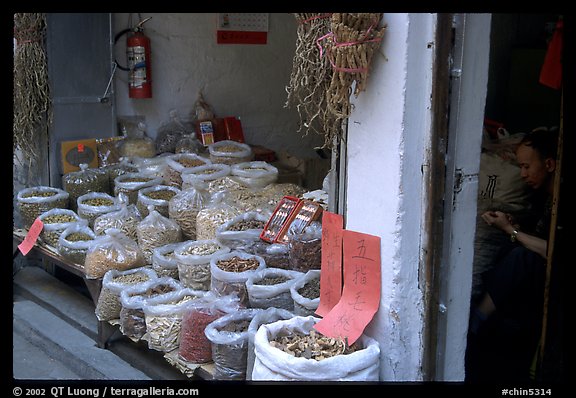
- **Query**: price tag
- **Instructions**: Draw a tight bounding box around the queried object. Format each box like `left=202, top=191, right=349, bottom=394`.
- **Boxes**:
left=18, top=218, right=44, bottom=256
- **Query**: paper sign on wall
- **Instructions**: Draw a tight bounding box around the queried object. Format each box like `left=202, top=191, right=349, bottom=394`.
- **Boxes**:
left=314, top=230, right=381, bottom=345
left=315, top=212, right=344, bottom=317
left=217, top=13, right=268, bottom=45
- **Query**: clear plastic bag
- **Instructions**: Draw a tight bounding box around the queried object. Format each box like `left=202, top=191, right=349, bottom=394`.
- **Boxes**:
left=93, top=198, right=142, bottom=241
left=289, top=270, right=321, bottom=316
left=114, top=172, right=163, bottom=205
left=168, top=181, right=211, bottom=240
left=195, top=192, right=241, bottom=241
left=38, top=208, right=84, bottom=247
left=118, top=121, right=156, bottom=158
left=136, top=184, right=181, bottom=218
left=164, top=153, right=211, bottom=188
left=62, top=163, right=110, bottom=211
left=152, top=242, right=183, bottom=279
left=57, top=222, right=97, bottom=265
left=175, top=134, right=203, bottom=154
left=77, top=192, right=120, bottom=228
left=230, top=161, right=278, bottom=189
left=17, top=186, right=70, bottom=229
left=215, top=211, right=269, bottom=249
left=174, top=239, right=230, bottom=291
left=178, top=292, right=240, bottom=363
left=246, top=268, right=304, bottom=311
left=95, top=267, right=158, bottom=322
left=104, top=158, right=139, bottom=190
left=84, top=228, right=145, bottom=279
left=136, top=207, right=183, bottom=264
left=155, top=109, right=196, bottom=154
left=208, top=140, right=253, bottom=165
left=181, top=164, right=231, bottom=190
left=204, top=308, right=262, bottom=380
left=288, top=222, right=322, bottom=272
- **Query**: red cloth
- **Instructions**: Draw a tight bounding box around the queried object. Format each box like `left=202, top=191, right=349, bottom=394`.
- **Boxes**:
left=539, top=20, right=563, bottom=90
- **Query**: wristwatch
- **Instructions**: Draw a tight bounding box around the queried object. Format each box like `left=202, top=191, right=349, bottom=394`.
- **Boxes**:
left=510, top=229, right=519, bottom=243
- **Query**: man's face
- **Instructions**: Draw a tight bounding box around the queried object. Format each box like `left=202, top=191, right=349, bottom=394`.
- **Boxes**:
left=516, top=144, right=554, bottom=190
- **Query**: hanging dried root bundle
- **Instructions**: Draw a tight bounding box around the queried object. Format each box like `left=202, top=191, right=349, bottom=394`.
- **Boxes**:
left=13, top=13, right=52, bottom=167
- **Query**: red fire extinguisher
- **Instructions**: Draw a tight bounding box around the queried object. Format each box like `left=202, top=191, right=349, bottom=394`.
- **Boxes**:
left=115, top=17, right=153, bottom=98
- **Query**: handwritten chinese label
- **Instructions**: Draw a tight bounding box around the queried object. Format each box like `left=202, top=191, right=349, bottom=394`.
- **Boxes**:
left=314, top=230, right=381, bottom=345
left=315, top=212, right=344, bottom=317
left=217, top=13, right=268, bottom=45
left=18, top=218, right=44, bottom=256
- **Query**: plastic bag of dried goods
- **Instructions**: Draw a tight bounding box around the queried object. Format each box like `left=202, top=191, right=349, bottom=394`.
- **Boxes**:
left=246, top=307, right=293, bottom=380
left=175, top=133, right=203, bottom=154
left=246, top=268, right=304, bottom=311
left=93, top=196, right=142, bottom=241
left=174, top=239, right=230, bottom=291
left=38, top=208, right=84, bottom=248
left=204, top=308, right=262, bottom=380
left=178, top=292, right=240, bottom=363
left=103, top=158, right=138, bottom=190
left=210, top=250, right=266, bottom=307
left=195, top=192, right=241, bottom=241
left=164, top=153, right=211, bottom=188
left=215, top=211, right=269, bottom=249
left=151, top=242, right=183, bottom=279
left=62, top=163, right=110, bottom=210
left=57, top=223, right=97, bottom=265
left=119, top=277, right=182, bottom=340
left=252, top=316, right=380, bottom=381
left=290, top=270, right=321, bottom=316
left=230, top=161, right=278, bottom=189
left=168, top=181, right=211, bottom=240
left=136, top=206, right=183, bottom=264
left=155, top=109, right=191, bottom=154
left=142, top=287, right=206, bottom=352
left=17, top=186, right=69, bottom=229
left=84, top=228, right=145, bottom=279
left=113, top=172, right=163, bottom=205
left=288, top=222, right=322, bottom=272
left=95, top=267, right=158, bottom=321
left=181, top=164, right=231, bottom=191
left=208, top=140, right=253, bottom=165
left=77, top=192, right=120, bottom=228
left=136, top=184, right=180, bottom=219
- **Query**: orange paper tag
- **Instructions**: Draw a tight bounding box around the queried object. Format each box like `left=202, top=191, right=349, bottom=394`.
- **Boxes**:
left=18, top=218, right=44, bottom=256
left=314, top=230, right=381, bottom=345
left=315, top=212, right=344, bottom=317
left=77, top=143, right=85, bottom=153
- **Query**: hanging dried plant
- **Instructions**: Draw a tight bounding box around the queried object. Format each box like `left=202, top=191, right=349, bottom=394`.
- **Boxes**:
left=13, top=13, right=52, bottom=168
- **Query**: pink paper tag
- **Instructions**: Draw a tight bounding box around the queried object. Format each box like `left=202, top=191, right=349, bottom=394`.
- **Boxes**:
left=18, top=218, right=44, bottom=256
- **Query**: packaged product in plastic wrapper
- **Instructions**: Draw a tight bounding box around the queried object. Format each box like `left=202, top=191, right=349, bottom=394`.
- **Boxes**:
left=77, top=192, right=120, bottom=228
left=252, top=316, right=380, bottom=381
left=246, top=307, right=293, bottom=380
left=204, top=308, right=263, bottom=380
left=195, top=192, right=241, bottom=241
left=230, top=161, right=278, bottom=189
left=210, top=250, right=266, bottom=307
left=84, top=228, right=145, bottom=279
left=288, top=222, right=322, bottom=272
left=57, top=223, right=97, bottom=265
left=136, top=185, right=180, bottom=218
left=118, top=120, right=156, bottom=159
left=136, top=206, right=183, bottom=264
left=152, top=242, right=184, bottom=279
left=114, top=172, right=163, bottom=205
left=62, top=164, right=110, bottom=211
left=289, top=270, right=320, bottom=316
left=246, top=268, right=304, bottom=311
left=208, top=140, right=253, bottom=165
left=175, top=239, right=230, bottom=291
left=164, top=153, right=211, bottom=188
left=155, top=109, right=195, bottom=154
left=95, top=267, right=158, bottom=321
left=215, top=211, right=269, bottom=249
left=17, top=186, right=70, bottom=229
left=38, top=208, right=84, bottom=248
left=93, top=195, right=142, bottom=241
left=142, top=287, right=207, bottom=352
left=119, top=277, right=182, bottom=340
left=168, top=181, right=210, bottom=240
left=178, top=292, right=240, bottom=363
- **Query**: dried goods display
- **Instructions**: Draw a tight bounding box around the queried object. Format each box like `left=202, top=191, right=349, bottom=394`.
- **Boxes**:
left=181, top=164, right=231, bottom=190
left=113, top=172, right=163, bottom=205
left=207, top=175, right=246, bottom=195
left=290, top=270, right=321, bottom=316
left=216, top=211, right=269, bottom=248
left=93, top=202, right=142, bottom=241
left=62, top=164, right=110, bottom=211
left=155, top=109, right=196, bottom=154
left=103, top=159, right=138, bottom=189
left=260, top=196, right=300, bottom=242
left=17, top=186, right=69, bottom=229
left=151, top=243, right=182, bottom=279
left=210, top=251, right=266, bottom=306
left=96, top=136, right=126, bottom=167
left=269, top=328, right=360, bottom=360
left=208, top=140, right=253, bottom=165
left=204, top=308, right=262, bottom=380
left=77, top=192, right=120, bottom=228
left=230, top=161, right=278, bottom=189
left=164, top=153, right=211, bottom=188
left=168, top=183, right=210, bottom=240
left=246, top=268, right=303, bottom=310
left=136, top=185, right=180, bottom=218
left=57, top=223, right=96, bottom=265
left=95, top=267, right=158, bottom=322
left=196, top=194, right=241, bottom=241
left=175, top=134, right=203, bottom=154
left=136, top=208, right=183, bottom=264
left=84, top=228, right=145, bottom=279
left=175, top=240, right=230, bottom=291
left=132, top=155, right=172, bottom=180
left=288, top=222, right=322, bottom=272
left=38, top=208, right=83, bottom=247
left=277, top=200, right=323, bottom=244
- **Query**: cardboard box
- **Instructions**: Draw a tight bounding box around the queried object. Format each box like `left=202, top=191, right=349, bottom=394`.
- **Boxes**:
left=61, top=139, right=99, bottom=174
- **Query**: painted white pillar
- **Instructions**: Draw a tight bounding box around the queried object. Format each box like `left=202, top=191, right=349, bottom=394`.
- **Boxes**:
left=345, top=13, right=436, bottom=381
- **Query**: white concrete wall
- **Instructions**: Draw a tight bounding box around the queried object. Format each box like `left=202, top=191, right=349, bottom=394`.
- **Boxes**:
left=345, top=13, right=436, bottom=381
left=112, top=13, right=324, bottom=159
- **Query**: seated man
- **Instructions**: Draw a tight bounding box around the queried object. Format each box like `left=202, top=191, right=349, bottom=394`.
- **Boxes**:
left=465, top=128, right=558, bottom=383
